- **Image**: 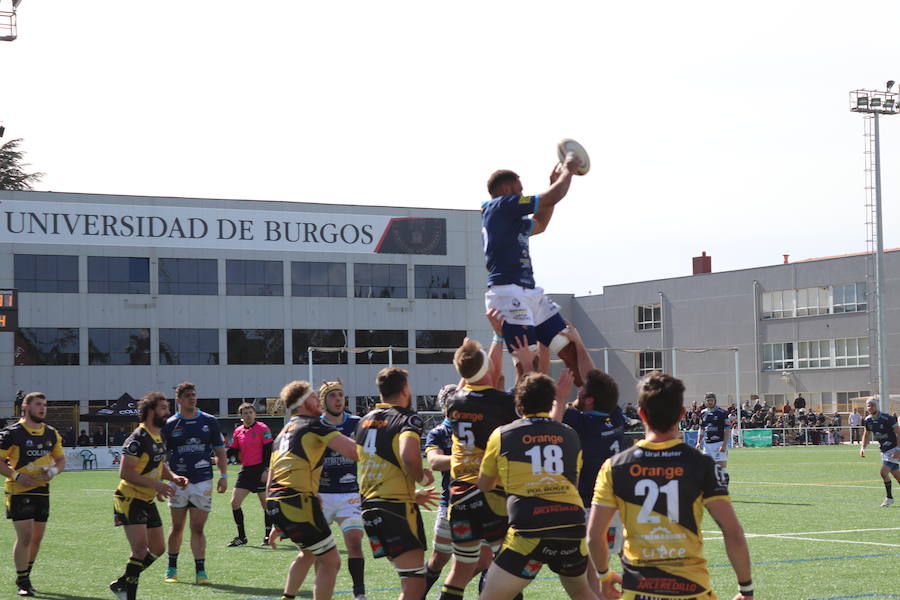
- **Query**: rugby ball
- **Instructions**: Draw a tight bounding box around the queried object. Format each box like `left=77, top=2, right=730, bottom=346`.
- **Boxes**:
left=557, top=138, right=590, bottom=175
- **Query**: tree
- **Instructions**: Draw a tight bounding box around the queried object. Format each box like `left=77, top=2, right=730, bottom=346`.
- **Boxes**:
left=0, top=138, right=44, bottom=190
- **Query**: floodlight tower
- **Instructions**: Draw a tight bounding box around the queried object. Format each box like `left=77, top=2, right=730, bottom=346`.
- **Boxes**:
left=850, top=81, right=898, bottom=403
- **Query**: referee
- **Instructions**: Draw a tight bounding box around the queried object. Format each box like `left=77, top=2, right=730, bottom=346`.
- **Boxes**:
left=228, top=402, right=274, bottom=546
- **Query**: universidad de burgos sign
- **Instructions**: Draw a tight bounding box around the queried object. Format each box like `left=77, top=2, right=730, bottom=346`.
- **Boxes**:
left=0, top=200, right=447, bottom=255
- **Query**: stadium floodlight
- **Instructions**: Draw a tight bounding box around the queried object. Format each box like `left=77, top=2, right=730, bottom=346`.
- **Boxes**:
left=850, top=82, right=898, bottom=402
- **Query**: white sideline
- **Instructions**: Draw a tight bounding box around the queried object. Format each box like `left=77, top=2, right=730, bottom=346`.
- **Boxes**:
left=703, top=526, right=900, bottom=544
left=730, top=480, right=881, bottom=490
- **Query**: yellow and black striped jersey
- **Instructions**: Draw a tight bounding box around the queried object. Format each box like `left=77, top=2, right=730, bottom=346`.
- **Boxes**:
left=446, top=385, right=518, bottom=485
left=355, top=403, right=424, bottom=503
left=592, top=438, right=730, bottom=598
left=269, top=415, right=340, bottom=498
left=116, top=425, right=167, bottom=502
left=0, top=420, right=63, bottom=496
left=481, top=413, right=584, bottom=539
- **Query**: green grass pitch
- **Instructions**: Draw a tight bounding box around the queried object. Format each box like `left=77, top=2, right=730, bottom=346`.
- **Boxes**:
left=0, top=445, right=897, bottom=599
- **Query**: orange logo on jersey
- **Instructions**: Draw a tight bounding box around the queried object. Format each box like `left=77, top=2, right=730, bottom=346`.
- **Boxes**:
left=628, top=464, right=684, bottom=479
left=361, top=419, right=389, bottom=428
left=451, top=411, right=484, bottom=422
left=522, top=434, right=564, bottom=445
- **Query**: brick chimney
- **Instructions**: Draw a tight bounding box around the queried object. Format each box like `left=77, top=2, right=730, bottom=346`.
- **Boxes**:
left=693, top=251, right=711, bottom=275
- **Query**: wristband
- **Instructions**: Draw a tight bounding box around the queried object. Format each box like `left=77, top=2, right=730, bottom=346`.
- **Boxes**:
left=739, top=580, right=754, bottom=595
left=597, top=569, right=613, bottom=582
left=219, top=473, right=228, bottom=479
left=492, top=334, right=504, bottom=345
left=12, top=472, right=20, bottom=481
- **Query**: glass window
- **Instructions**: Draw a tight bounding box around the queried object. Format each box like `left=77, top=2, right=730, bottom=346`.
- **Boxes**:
left=226, top=260, right=283, bottom=296
left=14, top=328, right=79, bottom=365
left=227, top=329, right=284, bottom=364
left=354, top=264, right=407, bottom=299
left=637, top=351, right=662, bottom=376
left=797, top=340, right=831, bottom=369
left=762, top=342, right=794, bottom=371
left=796, top=287, right=830, bottom=317
left=636, top=304, right=661, bottom=330
left=415, top=330, right=466, bottom=364
left=14, top=255, right=79, bottom=293
left=159, top=258, right=218, bottom=295
left=89, top=328, right=151, bottom=365
left=159, top=329, right=220, bottom=365
left=833, top=283, right=867, bottom=313
left=354, top=329, right=408, bottom=364
left=291, top=262, right=347, bottom=297
left=196, top=399, right=220, bottom=415
left=292, top=329, right=348, bottom=364
left=414, top=265, right=466, bottom=299
left=355, top=396, right=380, bottom=416
left=88, top=257, right=149, bottom=294
left=761, top=290, right=795, bottom=319
left=834, top=337, right=869, bottom=367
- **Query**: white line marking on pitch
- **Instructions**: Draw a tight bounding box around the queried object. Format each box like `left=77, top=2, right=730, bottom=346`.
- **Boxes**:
left=703, top=526, right=900, bottom=542
left=761, top=535, right=900, bottom=548
left=730, top=481, right=881, bottom=489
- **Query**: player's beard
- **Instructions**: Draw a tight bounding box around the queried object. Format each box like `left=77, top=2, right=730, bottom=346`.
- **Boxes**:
left=26, top=408, right=44, bottom=424
left=326, top=406, right=344, bottom=417
left=152, top=414, right=167, bottom=428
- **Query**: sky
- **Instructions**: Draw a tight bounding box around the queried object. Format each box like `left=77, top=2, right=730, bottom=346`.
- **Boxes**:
left=2, top=0, right=899, bottom=296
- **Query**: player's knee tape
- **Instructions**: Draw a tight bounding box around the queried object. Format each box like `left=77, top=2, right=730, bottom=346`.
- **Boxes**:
left=304, top=534, right=337, bottom=556
left=396, top=566, right=426, bottom=578
left=501, top=322, right=537, bottom=350
left=434, top=540, right=453, bottom=554
left=548, top=333, right=570, bottom=355
left=535, top=312, right=567, bottom=347
left=452, top=543, right=481, bottom=563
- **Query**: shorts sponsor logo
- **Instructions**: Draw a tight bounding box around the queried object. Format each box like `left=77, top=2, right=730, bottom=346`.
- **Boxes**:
left=521, top=559, right=542, bottom=577
left=635, top=577, right=700, bottom=594
left=452, top=521, right=473, bottom=539
left=532, top=504, right=582, bottom=516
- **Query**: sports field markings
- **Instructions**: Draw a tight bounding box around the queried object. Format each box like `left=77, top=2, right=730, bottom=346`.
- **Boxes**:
left=704, top=526, right=900, bottom=546
left=730, top=480, right=881, bottom=489
left=806, top=595, right=900, bottom=599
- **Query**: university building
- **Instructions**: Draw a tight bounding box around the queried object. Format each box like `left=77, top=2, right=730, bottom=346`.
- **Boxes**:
left=552, top=249, right=900, bottom=412
left=0, top=190, right=488, bottom=433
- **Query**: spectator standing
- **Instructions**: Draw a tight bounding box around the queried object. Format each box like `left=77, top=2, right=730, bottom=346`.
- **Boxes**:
left=849, top=408, right=862, bottom=443
left=91, top=428, right=106, bottom=446
left=62, top=428, right=76, bottom=447
left=77, top=430, right=90, bottom=446
left=794, top=395, right=806, bottom=411
left=112, top=428, right=128, bottom=447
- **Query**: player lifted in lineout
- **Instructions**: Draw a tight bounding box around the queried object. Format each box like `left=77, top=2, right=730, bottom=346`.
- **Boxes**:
left=859, top=397, right=900, bottom=507
left=482, top=151, right=586, bottom=386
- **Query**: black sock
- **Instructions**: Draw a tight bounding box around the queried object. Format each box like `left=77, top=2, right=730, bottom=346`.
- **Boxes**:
left=348, top=557, right=365, bottom=595
left=141, top=551, right=158, bottom=572
left=264, top=512, right=273, bottom=537
left=15, top=570, right=29, bottom=588
left=438, top=584, right=465, bottom=600
left=886, top=480, right=893, bottom=499
left=233, top=508, right=246, bottom=538
left=282, top=595, right=296, bottom=600
left=195, top=558, right=205, bottom=573
left=424, top=568, right=442, bottom=595
left=124, top=556, right=143, bottom=600
left=168, top=553, right=178, bottom=570
left=478, top=569, right=487, bottom=594
left=26, top=561, right=34, bottom=576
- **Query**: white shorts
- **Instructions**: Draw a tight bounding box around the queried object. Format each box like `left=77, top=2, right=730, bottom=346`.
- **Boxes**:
left=485, top=284, right=561, bottom=328
left=169, top=479, right=213, bottom=512
left=702, top=441, right=728, bottom=463
left=434, top=504, right=450, bottom=540
left=320, top=492, right=363, bottom=531
left=881, top=448, right=900, bottom=466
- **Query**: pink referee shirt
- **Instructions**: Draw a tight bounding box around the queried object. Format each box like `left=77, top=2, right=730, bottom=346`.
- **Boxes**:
left=230, top=421, right=273, bottom=467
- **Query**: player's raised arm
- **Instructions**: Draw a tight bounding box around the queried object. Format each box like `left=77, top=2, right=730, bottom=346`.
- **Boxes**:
left=532, top=154, right=579, bottom=235
left=707, top=499, right=753, bottom=600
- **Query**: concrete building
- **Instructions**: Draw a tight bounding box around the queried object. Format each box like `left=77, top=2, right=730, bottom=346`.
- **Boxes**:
left=0, top=191, right=488, bottom=433
left=552, top=250, right=900, bottom=412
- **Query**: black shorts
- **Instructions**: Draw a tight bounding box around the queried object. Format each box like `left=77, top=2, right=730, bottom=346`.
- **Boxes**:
left=361, top=500, right=425, bottom=559
left=494, top=533, right=589, bottom=580
left=6, top=494, right=50, bottom=523
left=236, top=464, right=266, bottom=493
left=113, top=491, right=162, bottom=528
left=448, top=486, right=507, bottom=545
left=266, top=494, right=334, bottom=554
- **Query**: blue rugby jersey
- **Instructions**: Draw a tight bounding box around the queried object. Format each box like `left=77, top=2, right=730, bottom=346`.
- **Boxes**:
left=563, top=406, right=626, bottom=507
left=162, top=411, right=225, bottom=484
left=700, top=406, right=731, bottom=444
left=318, top=412, right=360, bottom=494
left=864, top=412, right=899, bottom=453
left=481, top=194, right=539, bottom=288
left=424, top=419, right=453, bottom=507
